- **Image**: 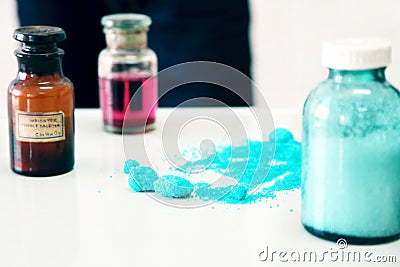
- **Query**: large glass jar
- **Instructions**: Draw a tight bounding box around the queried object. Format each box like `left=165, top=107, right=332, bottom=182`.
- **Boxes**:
left=98, top=13, right=158, bottom=134
left=302, top=38, right=400, bottom=244
left=8, top=26, right=75, bottom=177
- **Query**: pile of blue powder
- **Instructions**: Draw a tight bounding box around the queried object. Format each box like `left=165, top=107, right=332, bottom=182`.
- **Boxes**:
left=124, top=128, right=301, bottom=205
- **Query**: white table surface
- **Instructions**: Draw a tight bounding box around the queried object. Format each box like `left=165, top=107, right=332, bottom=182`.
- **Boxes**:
left=0, top=108, right=398, bottom=267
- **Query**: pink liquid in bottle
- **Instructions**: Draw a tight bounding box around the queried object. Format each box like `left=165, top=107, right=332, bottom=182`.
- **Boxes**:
left=99, top=73, right=157, bottom=133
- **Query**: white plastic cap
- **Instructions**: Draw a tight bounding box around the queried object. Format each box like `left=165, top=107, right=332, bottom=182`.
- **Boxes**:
left=322, top=38, right=391, bottom=70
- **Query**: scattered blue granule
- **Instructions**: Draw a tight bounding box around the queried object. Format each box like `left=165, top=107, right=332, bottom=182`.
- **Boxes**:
left=195, top=183, right=250, bottom=203
left=126, top=128, right=301, bottom=205
left=154, top=175, right=194, bottom=198
left=189, top=128, right=301, bottom=204
left=269, top=128, right=294, bottom=143
left=274, top=141, right=301, bottom=162
left=196, top=185, right=231, bottom=202
left=128, top=166, right=159, bottom=192
left=128, top=176, right=142, bottom=192
left=226, top=183, right=250, bottom=201
left=123, top=159, right=140, bottom=174
left=194, top=182, right=210, bottom=189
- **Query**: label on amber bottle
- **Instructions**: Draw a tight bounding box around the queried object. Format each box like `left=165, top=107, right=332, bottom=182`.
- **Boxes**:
left=15, top=111, right=65, bottom=142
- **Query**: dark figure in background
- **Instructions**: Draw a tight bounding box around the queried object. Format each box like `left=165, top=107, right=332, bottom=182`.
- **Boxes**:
left=16, top=0, right=252, bottom=107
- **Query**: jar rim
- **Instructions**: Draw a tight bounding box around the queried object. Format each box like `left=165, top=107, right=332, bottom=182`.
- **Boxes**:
left=101, top=13, right=152, bottom=30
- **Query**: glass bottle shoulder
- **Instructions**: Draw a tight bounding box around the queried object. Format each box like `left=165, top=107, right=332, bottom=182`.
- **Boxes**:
left=9, top=74, right=73, bottom=97
left=98, top=47, right=157, bottom=64
left=304, top=77, right=400, bottom=113
left=98, top=48, right=157, bottom=78
left=303, top=76, right=400, bottom=137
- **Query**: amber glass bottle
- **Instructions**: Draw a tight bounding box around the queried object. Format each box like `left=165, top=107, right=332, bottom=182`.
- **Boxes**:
left=8, top=26, right=74, bottom=176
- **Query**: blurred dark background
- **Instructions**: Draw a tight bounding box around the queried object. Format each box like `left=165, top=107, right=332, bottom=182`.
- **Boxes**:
left=16, top=0, right=252, bottom=107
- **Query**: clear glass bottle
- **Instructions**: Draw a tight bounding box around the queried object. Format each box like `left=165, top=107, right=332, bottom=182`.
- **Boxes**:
left=302, top=38, right=400, bottom=244
left=8, top=26, right=75, bottom=176
left=98, top=13, right=158, bottom=134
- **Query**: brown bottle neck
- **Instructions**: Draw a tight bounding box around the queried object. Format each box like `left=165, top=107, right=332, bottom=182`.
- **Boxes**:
left=17, top=57, right=63, bottom=77
left=16, top=49, right=65, bottom=77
